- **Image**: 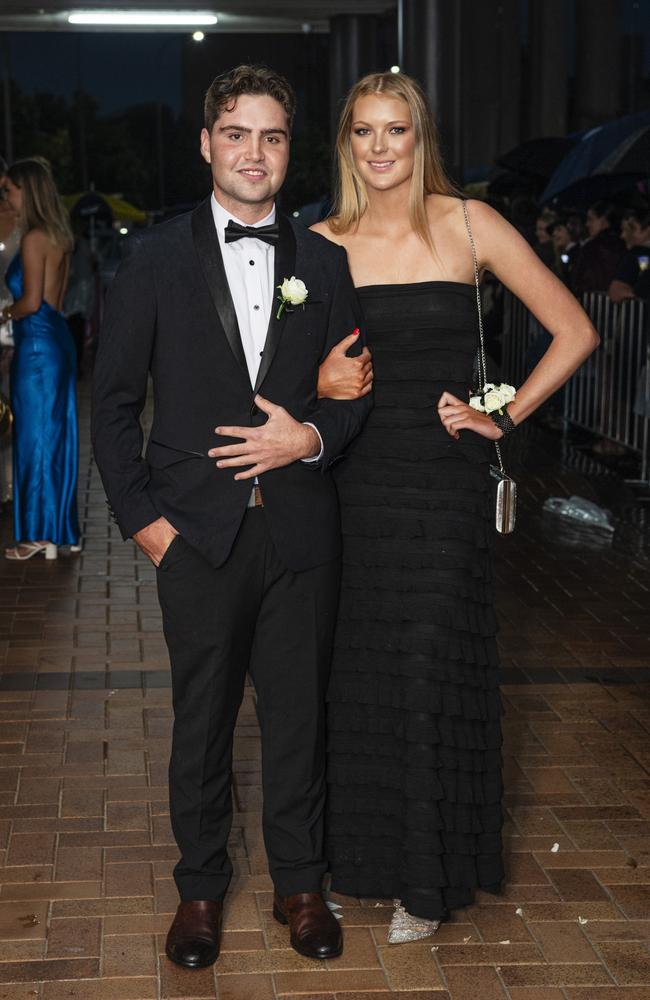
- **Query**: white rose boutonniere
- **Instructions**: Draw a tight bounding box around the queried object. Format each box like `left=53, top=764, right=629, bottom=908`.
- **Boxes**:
left=276, top=276, right=308, bottom=320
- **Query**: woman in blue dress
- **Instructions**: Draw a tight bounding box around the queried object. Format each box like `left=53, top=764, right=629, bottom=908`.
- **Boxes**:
left=1, top=159, right=80, bottom=559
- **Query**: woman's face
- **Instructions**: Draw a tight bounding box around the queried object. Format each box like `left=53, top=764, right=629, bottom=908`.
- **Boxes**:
left=349, top=93, right=416, bottom=194
left=535, top=218, right=551, bottom=244
left=586, top=209, right=609, bottom=238
left=4, top=178, right=22, bottom=215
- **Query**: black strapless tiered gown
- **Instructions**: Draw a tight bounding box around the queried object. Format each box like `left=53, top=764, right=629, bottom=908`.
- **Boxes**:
left=327, top=281, right=504, bottom=922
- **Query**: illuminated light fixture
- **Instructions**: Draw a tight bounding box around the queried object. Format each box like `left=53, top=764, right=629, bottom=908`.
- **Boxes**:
left=68, top=11, right=218, bottom=26
left=192, top=30, right=205, bottom=41
left=390, top=65, right=401, bottom=74
left=119, top=227, right=128, bottom=235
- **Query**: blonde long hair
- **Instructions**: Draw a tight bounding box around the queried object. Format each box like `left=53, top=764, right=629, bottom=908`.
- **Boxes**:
left=329, top=72, right=458, bottom=249
left=8, top=158, right=73, bottom=251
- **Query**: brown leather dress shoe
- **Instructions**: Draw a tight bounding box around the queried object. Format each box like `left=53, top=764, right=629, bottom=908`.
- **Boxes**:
left=273, top=890, right=343, bottom=959
left=165, top=900, right=223, bottom=968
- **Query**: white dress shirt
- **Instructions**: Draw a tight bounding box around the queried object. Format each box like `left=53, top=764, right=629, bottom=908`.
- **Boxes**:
left=210, top=194, right=322, bottom=462
left=211, top=194, right=276, bottom=388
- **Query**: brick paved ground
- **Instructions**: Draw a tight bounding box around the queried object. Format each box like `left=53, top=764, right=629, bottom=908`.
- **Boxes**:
left=0, top=381, right=649, bottom=999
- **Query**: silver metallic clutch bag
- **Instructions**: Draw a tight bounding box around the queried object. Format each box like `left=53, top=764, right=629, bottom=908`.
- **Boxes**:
left=490, top=464, right=517, bottom=534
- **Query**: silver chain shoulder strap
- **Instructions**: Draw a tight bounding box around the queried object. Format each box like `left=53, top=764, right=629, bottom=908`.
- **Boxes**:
left=461, top=199, right=504, bottom=474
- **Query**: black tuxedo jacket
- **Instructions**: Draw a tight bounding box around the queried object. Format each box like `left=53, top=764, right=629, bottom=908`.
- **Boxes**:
left=91, top=197, right=372, bottom=570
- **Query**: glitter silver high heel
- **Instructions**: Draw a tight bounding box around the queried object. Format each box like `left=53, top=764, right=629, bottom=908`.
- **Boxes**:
left=387, top=899, right=440, bottom=944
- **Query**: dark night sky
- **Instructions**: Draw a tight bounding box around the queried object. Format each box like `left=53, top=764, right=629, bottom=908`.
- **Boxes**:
left=6, top=0, right=650, bottom=118
left=10, top=32, right=184, bottom=114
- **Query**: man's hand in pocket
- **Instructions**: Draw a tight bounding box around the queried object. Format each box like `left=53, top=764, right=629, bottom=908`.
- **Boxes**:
left=133, top=517, right=179, bottom=567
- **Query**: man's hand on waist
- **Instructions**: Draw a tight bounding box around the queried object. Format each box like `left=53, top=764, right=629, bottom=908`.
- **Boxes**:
left=208, top=394, right=320, bottom=481
left=133, top=516, right=179, bottom=566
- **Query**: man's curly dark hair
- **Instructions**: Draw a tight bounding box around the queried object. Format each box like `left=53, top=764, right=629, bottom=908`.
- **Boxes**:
left=204, top=64, right=296, bottom=135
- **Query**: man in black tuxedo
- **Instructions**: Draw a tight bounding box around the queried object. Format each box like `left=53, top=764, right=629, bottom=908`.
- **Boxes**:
left=92, top=65, right=371, bottom=968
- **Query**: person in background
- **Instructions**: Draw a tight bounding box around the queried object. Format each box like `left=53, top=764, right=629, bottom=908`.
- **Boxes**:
left=565, top=210, right=587, bottom=249
left=620, top=205, right=650, bottom=251
left=571, top=200, right=625, bottom=297
left=64, top=216, right=96, bottom=376
left=529, top=217, right=577, bottom=423
left=609, top=206, right=650, bottom=304
left=547, top=218, right=576, bottom=286
left=509, top=195, right=538, bottom=247
left=533, top=210, right=556, bottom=268
left=0, top=159, right=80, bottom=560
left=0, top=156, right=21, bottom=299
left=0, top=156, right=21, bottom=505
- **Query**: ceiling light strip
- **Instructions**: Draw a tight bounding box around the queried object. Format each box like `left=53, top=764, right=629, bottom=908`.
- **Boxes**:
left=68, top=11, right=218, bottom=26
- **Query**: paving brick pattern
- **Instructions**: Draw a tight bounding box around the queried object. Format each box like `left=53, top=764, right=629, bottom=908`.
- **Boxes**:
left=0, top=384, right=649, bottom=998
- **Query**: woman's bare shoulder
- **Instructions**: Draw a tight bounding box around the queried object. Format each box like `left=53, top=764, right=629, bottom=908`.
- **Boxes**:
left=427, top=195, right=513, bottom=243
left=462, top=198, right=514, bottom=234
left=25, top=228, right=69, bottom=260
left=22, top=228, right=50, bottom=250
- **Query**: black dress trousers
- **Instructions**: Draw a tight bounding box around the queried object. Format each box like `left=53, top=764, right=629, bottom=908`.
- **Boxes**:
left=156, top=508, right=341, bottom=901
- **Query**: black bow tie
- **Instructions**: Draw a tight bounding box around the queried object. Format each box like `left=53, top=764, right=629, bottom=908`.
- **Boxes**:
left=224, top=220, right=280, bottom=246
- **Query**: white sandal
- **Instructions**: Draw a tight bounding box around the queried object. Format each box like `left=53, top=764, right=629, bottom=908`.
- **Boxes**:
left=5, top=542, right=58, bottom=561
left=387, top=899, right=440, bottom=944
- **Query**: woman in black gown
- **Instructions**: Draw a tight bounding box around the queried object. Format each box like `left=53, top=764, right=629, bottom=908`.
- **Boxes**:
left=313, top=72, right=599, bottom=942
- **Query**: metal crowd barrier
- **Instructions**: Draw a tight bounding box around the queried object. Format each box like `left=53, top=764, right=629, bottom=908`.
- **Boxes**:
left=501, top=290, right=649, bottom=485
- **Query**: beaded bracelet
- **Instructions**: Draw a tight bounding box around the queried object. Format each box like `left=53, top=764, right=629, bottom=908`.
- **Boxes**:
left=489, top=408, right=516, bottom=437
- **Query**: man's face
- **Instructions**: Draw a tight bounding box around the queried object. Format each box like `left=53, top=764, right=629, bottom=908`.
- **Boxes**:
left=200, top=94, right=290, bottom=216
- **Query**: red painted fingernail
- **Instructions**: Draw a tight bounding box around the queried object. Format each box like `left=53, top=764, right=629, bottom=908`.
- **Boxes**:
left=352, top=328, right=359, bottom=336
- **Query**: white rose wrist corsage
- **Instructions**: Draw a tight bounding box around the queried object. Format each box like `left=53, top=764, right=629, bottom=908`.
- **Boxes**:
left=469, top=382, right=516, bottom=414
left=469, top=382, right=517, bottom=436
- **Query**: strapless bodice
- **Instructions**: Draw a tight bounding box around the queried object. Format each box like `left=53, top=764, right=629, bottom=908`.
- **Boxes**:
left=348, top=280, right=489, bottom=466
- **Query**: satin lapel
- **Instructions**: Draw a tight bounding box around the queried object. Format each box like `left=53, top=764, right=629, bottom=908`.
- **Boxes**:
left=191, top=197, right=249, bottom=380
left=253, top=213, right=297, bottom=395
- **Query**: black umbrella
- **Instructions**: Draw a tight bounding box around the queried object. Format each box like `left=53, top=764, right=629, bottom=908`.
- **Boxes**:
left=543, top=110, right=650, bottom=201
left=543, top=173, right=645, bottom=208
left=595, top=125, right=650, bottom=176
